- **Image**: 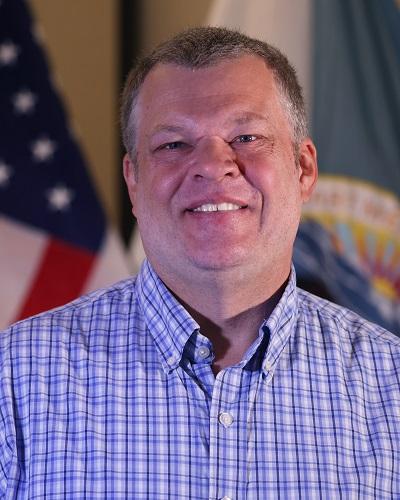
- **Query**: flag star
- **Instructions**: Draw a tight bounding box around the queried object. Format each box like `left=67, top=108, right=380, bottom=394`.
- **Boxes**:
left=47, top=185, right=74, bottom=211
left=31, top=137, right=56, bottom=162
left=13, top=90, right=37, bottom=114
left=0, top=161, right=12, bottom=187
left=0, top=41, right=19, bottom=65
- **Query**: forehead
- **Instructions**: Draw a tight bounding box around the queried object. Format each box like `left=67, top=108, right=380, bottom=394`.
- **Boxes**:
left=141, top=54, right=273, bottom=90
left=134, top=55, right=284, bottom=127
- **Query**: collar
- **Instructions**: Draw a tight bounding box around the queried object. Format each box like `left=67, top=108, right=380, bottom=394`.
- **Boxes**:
left=259, top=264, right=299, bottom=376
left=226, top=264, right=299, bottom=376
left=136, top=259, right=199, bottom=374
left=136, top=259, right=299, bottom=376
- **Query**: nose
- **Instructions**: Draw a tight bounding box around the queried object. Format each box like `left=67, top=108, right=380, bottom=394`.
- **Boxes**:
left=190, top=136, right=240, bottom=181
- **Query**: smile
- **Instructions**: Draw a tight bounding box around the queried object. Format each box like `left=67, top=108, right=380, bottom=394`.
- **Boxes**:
left=191, top=203, right=246, bottom=212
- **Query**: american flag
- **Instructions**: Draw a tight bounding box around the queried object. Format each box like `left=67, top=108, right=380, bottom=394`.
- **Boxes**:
left=0, top=0, right=130, bottom=329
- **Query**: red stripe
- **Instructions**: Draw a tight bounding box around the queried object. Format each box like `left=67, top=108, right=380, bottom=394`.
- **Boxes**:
left=16, top=238, right=96, bottom=321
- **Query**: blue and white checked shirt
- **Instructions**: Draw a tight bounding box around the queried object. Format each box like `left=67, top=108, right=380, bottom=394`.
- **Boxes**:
left=1, top=259, right=400, bottom=499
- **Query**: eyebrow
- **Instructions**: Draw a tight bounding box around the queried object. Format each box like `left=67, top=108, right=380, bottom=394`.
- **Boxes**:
left=226, top=112, right=270, bottom=127
left=150, top=124, right=186, bottom=136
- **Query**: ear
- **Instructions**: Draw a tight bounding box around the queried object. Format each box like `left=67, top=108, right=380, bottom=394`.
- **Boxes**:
left=123, top=153, right=138, bottom=216
left=297, top=138, right=318, bottom=203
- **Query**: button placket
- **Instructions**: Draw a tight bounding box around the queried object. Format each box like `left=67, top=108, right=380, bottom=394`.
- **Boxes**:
left=209, top=368, right=250, bottom=500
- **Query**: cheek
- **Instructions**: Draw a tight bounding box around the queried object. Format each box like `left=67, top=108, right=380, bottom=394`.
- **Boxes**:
left=241, top=153, right=275, bottom=194
left=246, top=159, right=301, bottom=216
left=134, top=165, right=183, bottom=218
left=152, top=170, right=183, bottom=207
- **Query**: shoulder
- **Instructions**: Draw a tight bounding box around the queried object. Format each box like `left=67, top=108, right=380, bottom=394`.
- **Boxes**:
left=296, top=287, right=400, bottom=370
left=297, top=287, right=399, bottom=344
left=0, top=276, right=141, bottom=359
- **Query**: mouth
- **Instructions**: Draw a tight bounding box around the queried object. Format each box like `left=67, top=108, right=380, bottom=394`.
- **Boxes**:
left=188, top=202, right=247, bottom=213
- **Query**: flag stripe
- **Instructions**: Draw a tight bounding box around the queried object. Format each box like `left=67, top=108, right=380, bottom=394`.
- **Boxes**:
left=0, top=215, right=47, bottom=328
left=15, top=238, right=96, bottom=320
left=83, top=228, right=132, bottom=292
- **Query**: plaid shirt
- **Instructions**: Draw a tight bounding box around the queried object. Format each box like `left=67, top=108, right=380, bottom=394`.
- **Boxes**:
left=1, top=259, right=399, bottom=499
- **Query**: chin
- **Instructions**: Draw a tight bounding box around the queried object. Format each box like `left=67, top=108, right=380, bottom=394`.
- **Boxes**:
left=186, top=248, right=249, bottom=272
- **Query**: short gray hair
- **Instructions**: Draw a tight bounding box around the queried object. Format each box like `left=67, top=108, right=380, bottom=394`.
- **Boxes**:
left=121, top=26, right=307, bottom=160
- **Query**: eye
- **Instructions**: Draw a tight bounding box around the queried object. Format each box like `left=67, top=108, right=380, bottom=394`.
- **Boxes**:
left=160, top=141, right=185, bottom=150
left=231, top=134, right=257, bottom=144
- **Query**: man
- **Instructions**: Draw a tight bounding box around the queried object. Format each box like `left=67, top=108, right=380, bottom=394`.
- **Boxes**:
left=1, top=27, right=399, bottom=499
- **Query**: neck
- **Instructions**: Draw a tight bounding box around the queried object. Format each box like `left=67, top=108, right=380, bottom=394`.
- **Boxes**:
left=185, top=283, right=285, bottom=373
left=156, top=262, right=290, bottom=373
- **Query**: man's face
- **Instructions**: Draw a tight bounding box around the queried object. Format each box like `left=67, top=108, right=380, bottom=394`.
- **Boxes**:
left=124, top=55, right=317, bottom=286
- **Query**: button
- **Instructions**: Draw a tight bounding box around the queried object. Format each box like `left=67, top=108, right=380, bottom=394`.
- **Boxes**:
left=264, top=360, right=272, bottom=371
left=197, top=346, right=210, bottom=359
left=167, top=355, right=177, bottom=366
left=219, top=412, right=234, bottom=427
left=220, top=496, right=232, bottom=500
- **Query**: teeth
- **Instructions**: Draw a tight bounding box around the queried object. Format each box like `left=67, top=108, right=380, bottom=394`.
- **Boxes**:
left=193, top=203, right=242, bottom=212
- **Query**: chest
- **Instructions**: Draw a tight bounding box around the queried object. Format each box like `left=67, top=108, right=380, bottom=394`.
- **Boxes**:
left=18, top=358, right=400, bottom=499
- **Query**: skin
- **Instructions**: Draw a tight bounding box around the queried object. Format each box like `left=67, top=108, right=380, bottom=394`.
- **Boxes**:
left=124, top=55, right=318, bottom=373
